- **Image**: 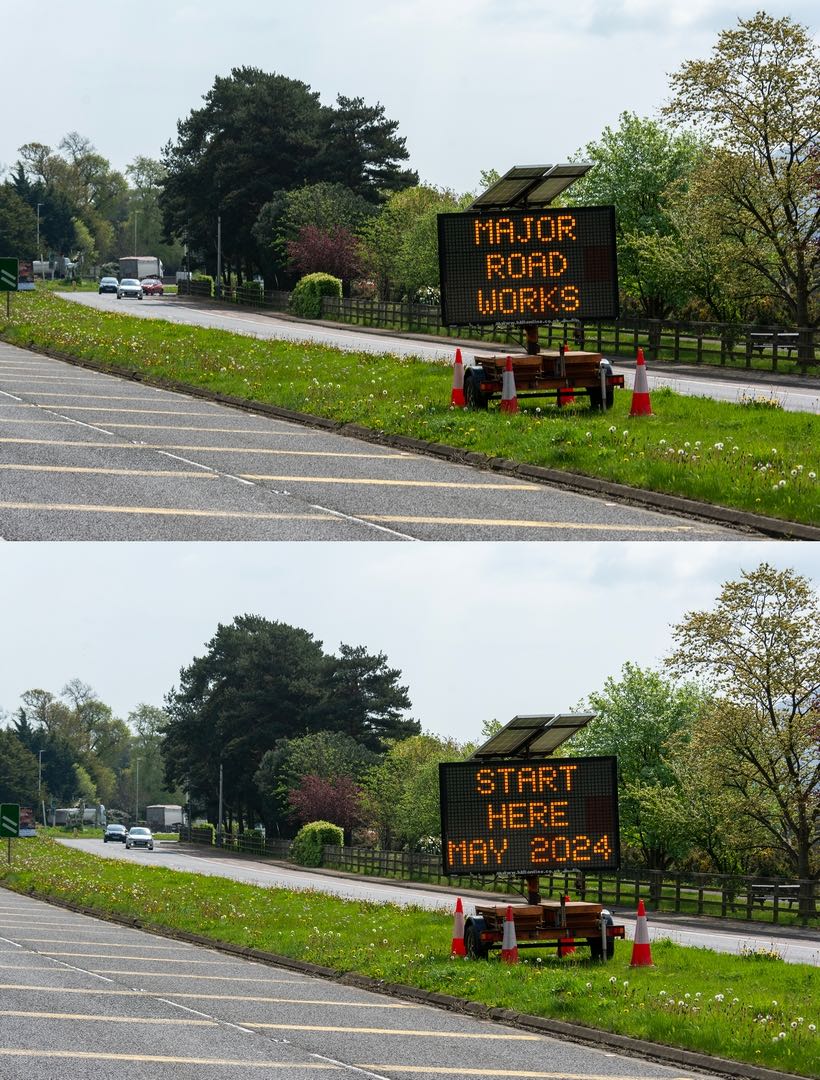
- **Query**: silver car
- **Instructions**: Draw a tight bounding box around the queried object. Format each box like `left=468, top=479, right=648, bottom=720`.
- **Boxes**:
left=125, top=827, right=154, bottom=850
left=117, top=278, right=143, bottom=300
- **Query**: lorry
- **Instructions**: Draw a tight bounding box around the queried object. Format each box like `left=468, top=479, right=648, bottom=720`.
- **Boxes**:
left=146, top=804, right=183, bottom=831
left=119, top=256, right=163, bottom=281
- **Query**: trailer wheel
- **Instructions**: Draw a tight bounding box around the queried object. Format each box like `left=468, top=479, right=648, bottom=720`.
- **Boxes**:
left=464, top=918, right=490, bottom=959
left=587, top=385, right=614, bottom=410
left=587, top=936, right=615, bottom=960
left=464, top=370, right=489, bottom=410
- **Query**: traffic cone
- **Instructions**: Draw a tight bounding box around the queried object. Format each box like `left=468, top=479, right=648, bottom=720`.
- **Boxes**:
left=629, top=347, right=653, bottom=416
left=500, top=905, right=518, bottom=964
left=451, top=348, right=465, bottom=408
left=630, top=899, right=653, bottom=967
left=557, top=387, right=576, bottom=407
left=451, top=897, right=466, bottom=956
left=561, top=895, right=576, bottom=954
left=500, top=357, right=518, bottom=413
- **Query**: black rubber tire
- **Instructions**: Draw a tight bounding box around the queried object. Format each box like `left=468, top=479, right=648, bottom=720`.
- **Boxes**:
left=464, top=921, right=490, bottom=959
left=464, top=371, right=489, bottom=410
left=587, top=936, right=615, bottom=960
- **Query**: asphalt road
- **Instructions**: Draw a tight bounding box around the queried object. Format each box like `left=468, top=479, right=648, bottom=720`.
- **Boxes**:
left=61, top=839, right=820, bottom=967
left=64, top=291, right=820, bottom=415
left=0, top=887, right=712, bottom=1080
left=0, top=339, right=739, bottom=541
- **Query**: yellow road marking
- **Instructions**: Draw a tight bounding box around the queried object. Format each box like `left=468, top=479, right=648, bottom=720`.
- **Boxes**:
left=34, top=952, right=231, bottom=963
left=0, top=984, right=151, bottom=996
left=0, top=464, right=218, bottom=479
left=0, top=437, right=409, bottom=458
left=242, top=1023, right=539, bottom=1039
left=0, top=1009, right=213, bottom=1025
left=238, top=475, right=537, bottom=490
left=358, top=1071, right=694, bottom=1079
left=364, top=515, right=701, bottom=533
left=164, top=992, right=413, bottom=1006
left=0, top=502, right=334, bottom=521
left=10, top=937, right=203, bottom=950
left=5, top=404, right=223, bottom=416
left=0, top=1049, right=337, bottom=1068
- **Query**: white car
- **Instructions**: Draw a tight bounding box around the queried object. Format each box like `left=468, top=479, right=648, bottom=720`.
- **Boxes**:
left=117, top=278, right=143, bottom=300
left=125, top=827, right=154, bottom=850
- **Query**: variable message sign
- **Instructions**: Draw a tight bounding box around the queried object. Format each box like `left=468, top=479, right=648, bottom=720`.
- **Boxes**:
left=437, top=207, right=618, bottom=326
left=439, top=756, right=620, bottom=875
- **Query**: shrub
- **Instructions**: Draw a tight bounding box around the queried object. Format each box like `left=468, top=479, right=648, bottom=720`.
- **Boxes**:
left=290, top=820, right=343, bottom=867
left=289, top=272, right=342, bottom=319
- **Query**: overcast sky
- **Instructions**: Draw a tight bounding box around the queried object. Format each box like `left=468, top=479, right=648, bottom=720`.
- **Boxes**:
left=2, top=1, right=817, bottom=194
left=1, top=542, right=817, bottom=743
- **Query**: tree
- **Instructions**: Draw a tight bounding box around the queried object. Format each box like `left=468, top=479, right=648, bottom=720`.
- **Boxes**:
left=287, top=773, right=364, bottom=841
left=317, top=95, right=417, bottom=200
left=0, top=183, right=36, bottom=253
left=572, top=663, right=708, bottom=870
left=667, top=563, right=820, bottom=908
left=570, top=112, right=705, bottom=317
left=254, top=730, right=377, bottom=836
left=361, top=733, right=468, bottom=849
left=319, top=643, right=417, bottom=752
left=663, top=12, right=820, bottom=342
left=0, top=729, right=39, bottom=804
left=287, top=224, right=364, bottom=285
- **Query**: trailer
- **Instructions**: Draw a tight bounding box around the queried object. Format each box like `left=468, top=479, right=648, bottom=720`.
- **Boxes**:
left=119, top=256, right=163, bottom=281
left=146, top=804, right=183, bottom=830
left=464, top=899, right=624, bottom=960
left=464, top=345, right=624, bottom=410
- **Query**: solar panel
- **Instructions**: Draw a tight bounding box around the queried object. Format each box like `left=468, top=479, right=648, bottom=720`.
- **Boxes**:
left=472, top=713, right=594, bottom=759
left=468, top=164, right=592, bottom=210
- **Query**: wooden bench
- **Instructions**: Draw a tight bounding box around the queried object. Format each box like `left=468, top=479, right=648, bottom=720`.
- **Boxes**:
left=748, top=884, right=799, bottom=908
left=747, top=332, right=798, bottom=357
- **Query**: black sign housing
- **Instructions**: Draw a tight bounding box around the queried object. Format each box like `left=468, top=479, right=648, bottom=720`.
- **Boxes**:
left=439, top=756, right=620, bottom=875
left=437, top=207, right=618, bottom=326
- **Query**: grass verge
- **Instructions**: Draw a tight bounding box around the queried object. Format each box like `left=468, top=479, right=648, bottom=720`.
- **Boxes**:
left=1, top=839, right=818, bottom=1076
left=0, top=291, right=818, bottom=526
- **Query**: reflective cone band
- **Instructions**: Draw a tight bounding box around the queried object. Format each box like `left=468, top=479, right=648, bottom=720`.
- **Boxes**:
left=630, top=898, right=653, bottom=967
left=500, top=904, right=518, bottom=964
left=558, top=386, right=576, bottom=407
left=451, top=897, right=466, bottom=956
left=451, top=348, right=465, bottom=408
left=500, top=356, right=518, bottom=413
left=629, top=347, right=653, bottom=416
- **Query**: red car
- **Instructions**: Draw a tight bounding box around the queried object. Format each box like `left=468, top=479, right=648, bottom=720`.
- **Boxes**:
left=140, top=277, right=164, bottom=296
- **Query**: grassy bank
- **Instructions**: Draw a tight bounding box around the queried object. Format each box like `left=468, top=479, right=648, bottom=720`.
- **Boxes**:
left=1, top=839, right=817, bottom=1076
left=1, top=291, right=818, bottom=525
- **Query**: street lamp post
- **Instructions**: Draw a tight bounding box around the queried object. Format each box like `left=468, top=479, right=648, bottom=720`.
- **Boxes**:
left=133, top=210, right=141, bottom=257
left=38, top=750, right=45, bottom=825
left=134, top=757, right=141, bottom=824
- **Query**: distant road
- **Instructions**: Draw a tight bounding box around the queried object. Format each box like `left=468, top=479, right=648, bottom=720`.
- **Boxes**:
left=60, top=838, right=820, bottom=967
left=62, top=291, right=820, bottom=414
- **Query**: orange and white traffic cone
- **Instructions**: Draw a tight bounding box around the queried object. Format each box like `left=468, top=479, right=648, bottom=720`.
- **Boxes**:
left=557, top=387, right=576, bottom=407
left=451, top=348, right=465, bottom=408
left=451, top=897, right=466, bottom=957
left=500, top=357, right=518, bottom=413
left=630, top=899, right=653, bottom=967
left=500, top=905, right=518, bottom=964
left=629, top=347, right=652, bottom=416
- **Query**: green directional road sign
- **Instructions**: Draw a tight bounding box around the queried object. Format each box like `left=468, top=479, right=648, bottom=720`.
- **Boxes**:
left=0, top=258, right=19, bottom=292
left=0, top=804, right=20, bottom=838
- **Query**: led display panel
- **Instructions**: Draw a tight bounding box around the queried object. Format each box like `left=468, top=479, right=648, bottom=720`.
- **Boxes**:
left=439, top=756, right=620, bottom=875
left=437, top=207, right=618, bottom=326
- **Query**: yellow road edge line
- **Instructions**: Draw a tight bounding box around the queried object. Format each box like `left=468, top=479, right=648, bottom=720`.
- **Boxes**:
left=0, top=464, right=218, bottom=479
left=0, top=503, right=334, bottom=520
left=241, top=1023, right=539, bottom=1039
left=0, top=437, right=410, bottom=457
left=0, top=1048, right=339, bottom=1068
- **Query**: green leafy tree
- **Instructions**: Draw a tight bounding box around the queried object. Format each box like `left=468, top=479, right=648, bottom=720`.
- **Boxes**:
left=0, top=183, right=37, bottom=253
left=361, top=734, right=468, bottom=849
left=319, top=643, right=417, bottom=752
left=317, top=95, right=417, bottom=200
left=0, top=729, right=39, bottom=804
left=663, top=11, right=820, bottom=339
left=570, top=112, right=705, bottom=317
left=667, top=562, right=820, bottom=901
left=254, top=730, right=377, bottom=836
left=572, top=663, right=707, bottom=870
